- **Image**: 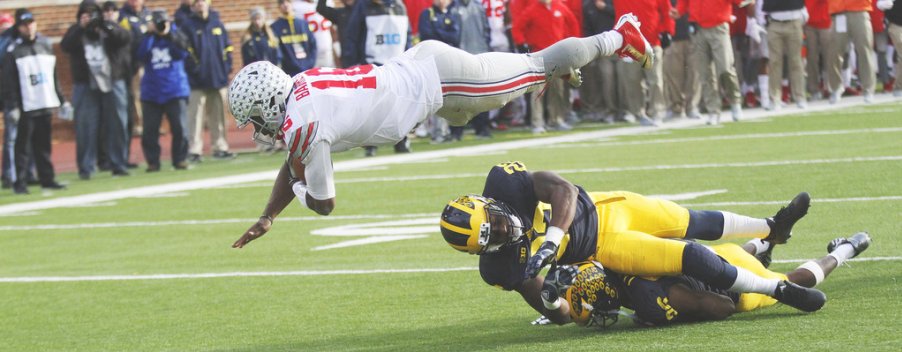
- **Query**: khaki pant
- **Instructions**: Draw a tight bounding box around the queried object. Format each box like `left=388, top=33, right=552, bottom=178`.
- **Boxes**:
left=828, top=11, right=875, bottom=94
left=804, top=26, right=832, bottom=95
left=889, top=23, right=902, bottom=91
left=691, top=23, right=740, bottom=113
left=187, top=88, right=230, bottom=155
left=530, top=78, right=569, bottom=128
left=767, top=19, right=806, bottom=103
left=579, top=56, right=619, bottom=116
left=664, top=40, right=700, bottom=115
left=619, top=46, right=664, bottom=118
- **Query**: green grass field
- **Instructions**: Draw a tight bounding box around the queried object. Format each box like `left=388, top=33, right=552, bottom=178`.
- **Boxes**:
left=1, top=102, right=901, bottom=351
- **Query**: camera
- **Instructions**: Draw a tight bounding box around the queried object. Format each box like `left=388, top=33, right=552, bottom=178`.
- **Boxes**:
left=151, top=10, right=169, bottom=33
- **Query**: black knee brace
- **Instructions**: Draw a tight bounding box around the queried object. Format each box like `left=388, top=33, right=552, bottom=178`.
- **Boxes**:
left=681, top=242, right=738, bottom=289
left=685, top=210, right=724, bottom=240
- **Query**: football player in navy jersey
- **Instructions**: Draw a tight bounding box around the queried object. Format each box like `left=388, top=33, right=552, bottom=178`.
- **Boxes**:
left=440, top=161, right=826, bottom=324
left=544, top=232, right=872, bottom=327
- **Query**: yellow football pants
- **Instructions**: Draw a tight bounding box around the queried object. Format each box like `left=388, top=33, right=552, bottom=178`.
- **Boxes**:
left=711, top=243, right=787, bottom=312
left=589, top=191, right=691, bottom=277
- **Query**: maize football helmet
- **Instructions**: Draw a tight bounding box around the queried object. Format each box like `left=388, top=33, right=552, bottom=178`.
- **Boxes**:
left=440, top=195, right=525, bottom=254
left=560, top=261, right=622, bottom=328
left=228, top=61, right=293, bottom=145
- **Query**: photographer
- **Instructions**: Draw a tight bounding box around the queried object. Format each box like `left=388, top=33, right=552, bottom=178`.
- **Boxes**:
left=60, top=1, right=132, bottom=179
left=136, top=10, right=191, bottom=172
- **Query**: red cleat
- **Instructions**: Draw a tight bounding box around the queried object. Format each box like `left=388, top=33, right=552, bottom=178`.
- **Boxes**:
left=744, top=91, right=759, bottom=108
left=614, top=13, right=653, bottom=70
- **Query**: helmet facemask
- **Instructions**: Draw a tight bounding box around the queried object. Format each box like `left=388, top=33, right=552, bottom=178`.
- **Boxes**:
left=241, top=96, right=286, bottom=147
left=479, top=202, right=525, bottom=254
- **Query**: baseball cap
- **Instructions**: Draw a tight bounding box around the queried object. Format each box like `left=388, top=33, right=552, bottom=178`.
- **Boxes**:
left=14, top=8, right=34, bottom=26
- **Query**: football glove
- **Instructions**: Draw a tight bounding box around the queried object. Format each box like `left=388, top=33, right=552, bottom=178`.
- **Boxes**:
left=525, top=241, right=558, bottom=278
left=544, top=264, right=579, bottom=295
left=877, top=0, right=894, bottom=11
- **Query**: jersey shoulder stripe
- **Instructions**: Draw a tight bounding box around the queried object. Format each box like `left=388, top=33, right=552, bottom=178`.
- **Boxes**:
left=287, top=121, right=320, bottom=162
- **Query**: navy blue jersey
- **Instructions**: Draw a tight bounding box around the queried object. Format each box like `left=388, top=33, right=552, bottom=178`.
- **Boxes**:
left=611, top=272, right=740, bottom=326
left=478, top=162, right=598, bottom=290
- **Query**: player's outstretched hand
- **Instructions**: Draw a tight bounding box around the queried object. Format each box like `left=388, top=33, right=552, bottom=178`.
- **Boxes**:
left=525, top=241, right=559, bottom=278
left=233, top=216, right=273, bottom=248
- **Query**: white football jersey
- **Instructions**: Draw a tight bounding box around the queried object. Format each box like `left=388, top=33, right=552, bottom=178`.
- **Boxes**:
left=482, top=0, right=510, bottom=52
left=293, top=0, right=335, bottom=67
left=280, top=55, right=443, bottom=163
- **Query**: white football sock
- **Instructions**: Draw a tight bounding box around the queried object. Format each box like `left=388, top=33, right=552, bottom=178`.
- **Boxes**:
left=758, top=74, right=771, bottom=106
left=745, top=238, right=771, bottom=255
left=828, top=243, right=856, bottom=265
left=797, top=261, right=826, bottom=286
left=595, top=31, right=623, bottom=57
left=729, top=266, right=780, bottom=295
left=721, top=212, right=771, bottom=239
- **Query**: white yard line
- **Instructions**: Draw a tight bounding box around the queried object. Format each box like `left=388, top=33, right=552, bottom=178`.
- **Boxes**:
left=0, top=213, right=438, bottom=231
left=541, top=127, right=902, bottom=149
left=2, top=256, right=899, bottom=283
left=0, top=97, right=898, bottom=216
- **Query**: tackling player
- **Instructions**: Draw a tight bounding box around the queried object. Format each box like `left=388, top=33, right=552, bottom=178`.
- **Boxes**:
left=229, top=13, right=655, bottom=248
left=544, top=232, right=872, bottom=327
left=439, top=161, right=826, bottom=325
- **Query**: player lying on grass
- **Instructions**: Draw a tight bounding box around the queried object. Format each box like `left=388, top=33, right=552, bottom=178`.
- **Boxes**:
left=228, top=13, right=654, bottom=249
left=439, top=161, right=826, bottom=325
left=535, top=232, right=872, bottom=327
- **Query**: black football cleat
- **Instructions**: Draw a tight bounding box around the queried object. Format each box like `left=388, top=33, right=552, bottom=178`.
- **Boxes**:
left=773, top=280, right=826, bottom=312
left=827, top=232, right=871, bottom=258
left=765, top=192, right=810, bottom=244
left=754, top=241, right=775, bottom=268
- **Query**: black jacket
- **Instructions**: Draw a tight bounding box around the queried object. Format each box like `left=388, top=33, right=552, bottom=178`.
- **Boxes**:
left=1, top=34, right=65, bottom=117
left=60, top=21, right=132, bottom=84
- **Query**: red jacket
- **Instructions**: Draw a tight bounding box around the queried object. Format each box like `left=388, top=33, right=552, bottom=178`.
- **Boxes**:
left=828, top=0, right=872, bottom=14
left=405, top=0, right=432, bottom=35
left=614, top=0, right=674, bottom=46
left=563, top=0, right=585, bottom=36
left=677, top=0, right=744, bottom=29
left=870, top=0, right=885, bottom=32
left=511, top=1, right=580, bottom=50
left=730, top=4, right=747, bottom=36
left=806, top=0, right=832, bottom=29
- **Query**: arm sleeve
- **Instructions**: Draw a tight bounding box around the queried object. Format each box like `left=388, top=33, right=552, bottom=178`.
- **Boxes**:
left=1, top=53, right=18, bottom=108
left=303, top=141, right=336, bottom=200
left=660, top=0, right=675, bottom=34
left=418, top=9, right=434, bottom=41
left=136, top=34, right=154, bottom=63
left=317, top=0, right=341, bottom=23
left=60, top=25, right=82, bottom=53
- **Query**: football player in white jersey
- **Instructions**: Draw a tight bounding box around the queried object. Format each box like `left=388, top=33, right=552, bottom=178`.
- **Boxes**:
left=229, top=13, right=654, bottom=248
left=293, top=0, right=335, bottom=67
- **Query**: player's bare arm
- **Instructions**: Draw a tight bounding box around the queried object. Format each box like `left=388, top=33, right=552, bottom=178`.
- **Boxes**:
left=233, top=161, right=296, bottom=248
left=516, top=276, right=572, bottom=325
left=530, top=171, right=578, bottom=233
left=524, top=171, right=578, bottom=278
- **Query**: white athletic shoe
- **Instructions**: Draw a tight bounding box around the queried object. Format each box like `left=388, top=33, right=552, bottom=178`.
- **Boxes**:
left=731, top=104, right=742, bottom=122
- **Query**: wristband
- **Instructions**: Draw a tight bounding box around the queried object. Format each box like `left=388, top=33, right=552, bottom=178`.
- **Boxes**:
left=292, top=181, right=311, bottom=209
left=260, top=215, right=273, bottom=224
left=545, top=226, right=565, bottom=246
left=543, top=296, right=562, bottom=310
